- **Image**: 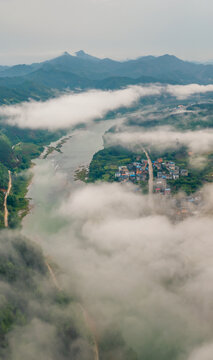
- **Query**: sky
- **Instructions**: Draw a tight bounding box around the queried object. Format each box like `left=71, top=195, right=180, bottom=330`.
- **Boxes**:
left=0, top=0, right=213, bottom=65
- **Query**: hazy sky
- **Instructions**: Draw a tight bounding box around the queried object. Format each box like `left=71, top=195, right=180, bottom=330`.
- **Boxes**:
left=0, top=0, right=212, bottom=65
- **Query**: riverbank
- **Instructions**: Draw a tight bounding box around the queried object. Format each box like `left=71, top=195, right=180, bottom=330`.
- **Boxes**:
left=42, top=135, right=72, bottom=159
left=0, top=125, right=69, bottom=229
left=20, top=119, right=120, bottom=360
left=22, top=119, right=120, bottom=235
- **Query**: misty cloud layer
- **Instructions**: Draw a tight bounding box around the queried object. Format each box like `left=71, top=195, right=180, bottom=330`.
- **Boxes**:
left=105, top=126, right=213, bottom=154
left=23, top=157, right=213, bottom=359
left=1, top=82, right=212, bottom=358
left=0, top=86, right=161, bottom=130
left=0, top=229, right=96, bottom=360
left=56, top=182, right=213, bottom=359
left=1, top=84, right=213, bottom=130
left=166, top=84, right=213, bottom=99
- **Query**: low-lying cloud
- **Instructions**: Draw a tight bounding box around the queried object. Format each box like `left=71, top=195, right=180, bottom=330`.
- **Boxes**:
left=105, top=126, right=213, bottom=154
left=56, top=182, right=213, bottom=359
left=0, top=84, right=213, bottom=130
left=23, top=156, right=213, bottom=359
left=0, top=86, right=161, bottom=130
left=2, top=82, right=213, bottom=358
left=167, top=84, right=213, bottom=99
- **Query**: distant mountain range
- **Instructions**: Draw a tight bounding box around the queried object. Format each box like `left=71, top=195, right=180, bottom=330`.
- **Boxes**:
left=1, top=51, right=213, bottom=104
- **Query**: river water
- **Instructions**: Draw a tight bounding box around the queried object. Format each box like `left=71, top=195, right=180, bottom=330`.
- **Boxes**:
left=22, top=118, right=118, bottom=239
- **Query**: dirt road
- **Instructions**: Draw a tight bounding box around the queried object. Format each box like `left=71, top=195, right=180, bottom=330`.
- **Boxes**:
left=4, top=170, right=12, bottom=228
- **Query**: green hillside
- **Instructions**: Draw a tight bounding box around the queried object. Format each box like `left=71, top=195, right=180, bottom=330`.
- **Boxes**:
left=1, top=52, right=213, bottom=104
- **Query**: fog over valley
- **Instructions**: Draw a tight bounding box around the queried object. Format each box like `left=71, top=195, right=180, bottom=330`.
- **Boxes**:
left=0, top=0, right=213, bottom=358
left=0, top=79, right=213, bottom=358
left=22, top=157, right=213, bottom=360
left=1, top=84, right=213, bottom=130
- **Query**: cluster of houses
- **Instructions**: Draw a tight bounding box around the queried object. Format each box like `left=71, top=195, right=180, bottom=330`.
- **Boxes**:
left=115, top=159, right=148, bottom=183
left=115, top=157, right=189, bottom=196
left=153, top=158, right=188, bottom=195
left=154, top=158, right=188, bottom=180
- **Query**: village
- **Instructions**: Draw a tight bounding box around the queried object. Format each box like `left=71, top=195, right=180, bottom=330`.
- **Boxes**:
left=115, top=157, right=189, bottom=196
left=114, top=157, right=204, bottom=220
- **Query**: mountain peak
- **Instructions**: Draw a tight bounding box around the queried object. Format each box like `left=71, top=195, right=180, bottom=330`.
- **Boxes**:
left=62, top=51, right=71, bottom=56
left=75, top=50, right=100, bottom=62
left=76, top=50, right=87, bottom=57
left=159, top=54, right=181, bottom=61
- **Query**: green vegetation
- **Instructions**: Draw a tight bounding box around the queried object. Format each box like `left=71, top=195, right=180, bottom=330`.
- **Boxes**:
left=1, top=124, right=65, bottom=147
left=89, top=144, right=213, bottom=195
left=0, top=232, right=101, bottom=359
left=0, top=233, right=46, bottom=355
left=88, top=146, right=150, bottom=195
left=88, top=146, right=134, bottom=182
left=7, top=172, right=31, bottom=228
left=0, top=134, right=17, bottom=169
left=74, top=166, right=89, bottom=182
left=43, top=136, right=71, bottom=159
left=1, top=52, right=213, bottom=105
left=150, top=146, right=213, bottom=194
left=0, top=231, right=136, bottom=359
left=0, top=125, right=67, bottom=229
left=0, top=163, right=9, bottom=228
left=127, top=102, right=213, bottom=131
left=167, top=172, right=203, bottom=194
left=99, top=329, right=138, bottom=360
left=150, top=146, right=188, bottom=169
left=0, top=163, right=9, bottom=190
left=13, top=142, right=43, bottom=169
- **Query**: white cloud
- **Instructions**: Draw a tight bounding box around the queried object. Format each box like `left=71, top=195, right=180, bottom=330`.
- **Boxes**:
left=1, top=84, right=213, bottom=130
left=166, top=84, right=213, bottom=100
left=105, top=127, right=213, bottom=154
left=25, top=158, right=213, bottom=358
left=187, top=343, right=213, bottom=360
left=0, top=86, right=162, bottom=130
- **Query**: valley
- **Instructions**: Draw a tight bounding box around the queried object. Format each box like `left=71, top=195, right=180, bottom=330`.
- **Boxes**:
left=0, top=56, right=213, bottom=360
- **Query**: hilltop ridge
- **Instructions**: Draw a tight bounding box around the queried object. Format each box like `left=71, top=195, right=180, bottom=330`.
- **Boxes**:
left=0, top=51, right=213, bottom=104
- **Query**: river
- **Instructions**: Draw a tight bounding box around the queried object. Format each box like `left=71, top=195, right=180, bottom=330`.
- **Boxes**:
left=22, top=118, right=118, bottom=239
left=21, top=118, right=120, bottom=360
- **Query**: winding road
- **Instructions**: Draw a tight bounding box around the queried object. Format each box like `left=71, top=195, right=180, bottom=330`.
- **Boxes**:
left=4, top=170, right=12, bottom=228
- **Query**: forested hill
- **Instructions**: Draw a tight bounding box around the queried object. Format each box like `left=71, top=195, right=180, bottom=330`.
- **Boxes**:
left=1, top=51, right=213, bottom=104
